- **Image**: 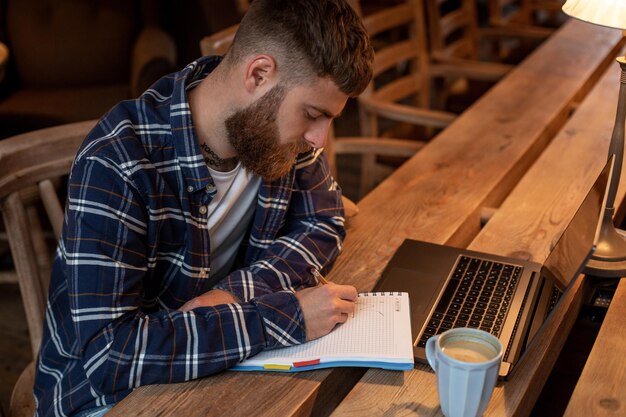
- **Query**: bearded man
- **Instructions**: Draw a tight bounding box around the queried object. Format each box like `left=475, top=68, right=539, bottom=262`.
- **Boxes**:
left=33, top=0, right=374, bottom=416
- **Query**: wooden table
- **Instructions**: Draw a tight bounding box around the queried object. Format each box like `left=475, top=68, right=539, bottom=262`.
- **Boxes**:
left=563, top=277, right=626, bottom=417
left=107, top=19, right=625, bottom=417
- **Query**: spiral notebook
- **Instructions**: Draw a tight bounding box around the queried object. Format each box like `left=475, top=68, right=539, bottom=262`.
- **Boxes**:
left=231, top=292, right=414, bottom=372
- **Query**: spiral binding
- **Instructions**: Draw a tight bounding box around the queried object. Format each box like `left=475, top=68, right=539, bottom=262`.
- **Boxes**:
left=359, top=291, right=404, bottom=297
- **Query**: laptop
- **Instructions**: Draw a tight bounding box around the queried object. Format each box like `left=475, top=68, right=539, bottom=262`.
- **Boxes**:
left=374, top=156, right=614, bottom=378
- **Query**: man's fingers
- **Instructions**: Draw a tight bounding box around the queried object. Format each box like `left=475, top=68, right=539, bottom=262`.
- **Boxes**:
left=324, top=282, right=358, bottom=302
left=338, top=285, right=358, bottom=302
left=337, top=312, right=350, bottom=324
left=295, top=282, right=359, bottom=341
left=335, top=298, right=356, bottom=315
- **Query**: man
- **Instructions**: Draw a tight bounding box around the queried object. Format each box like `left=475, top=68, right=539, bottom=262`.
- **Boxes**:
left=34, top=0, right=374, bottom=416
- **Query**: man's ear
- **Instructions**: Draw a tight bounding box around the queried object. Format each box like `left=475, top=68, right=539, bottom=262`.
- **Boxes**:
left=244, top=55, right=277, bottom=94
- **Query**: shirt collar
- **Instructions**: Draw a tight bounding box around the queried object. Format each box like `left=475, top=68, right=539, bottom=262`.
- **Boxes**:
left=169, top=55, right=222, bottom=194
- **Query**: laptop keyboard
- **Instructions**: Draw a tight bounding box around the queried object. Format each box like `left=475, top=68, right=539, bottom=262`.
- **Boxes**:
left=417, top=255, right=522, bottom=348
left=548, top=285, right=562, bottom=315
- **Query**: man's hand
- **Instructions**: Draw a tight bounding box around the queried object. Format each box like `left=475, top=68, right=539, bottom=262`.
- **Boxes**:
left=179, top=289, right=239, bottom=312
left=295, top=282, right=358, bottom=341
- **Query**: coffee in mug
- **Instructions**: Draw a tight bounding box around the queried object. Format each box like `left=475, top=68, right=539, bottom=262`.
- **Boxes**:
left=441, top=336, right=499, bottom=363
left=426, top=327, right=502, bottom=417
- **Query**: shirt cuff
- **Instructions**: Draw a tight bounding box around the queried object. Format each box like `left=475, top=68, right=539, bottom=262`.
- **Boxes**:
left=250, top=291, right=306, bottom=349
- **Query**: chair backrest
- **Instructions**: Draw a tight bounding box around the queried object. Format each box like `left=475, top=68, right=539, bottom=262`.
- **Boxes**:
left=357, top=0, right=439, bottom=138
left=235, top=0, right=251, bottom=14
left=486, top=0, right=557, bottom=37
left=524, top=0, right=566, bottom=26
left=424, top=0, right=481, bottom=62
left=488, top=0, right=531, bottom=26
left=427, top=0, right=554, bottom=66
left=0, top=120, right=96, bottom=357
left=200, top=25, right=238, bottom=57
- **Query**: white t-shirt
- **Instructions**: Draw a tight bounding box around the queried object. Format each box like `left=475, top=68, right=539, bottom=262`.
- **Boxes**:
left=206, top=162, right=261, bottom=282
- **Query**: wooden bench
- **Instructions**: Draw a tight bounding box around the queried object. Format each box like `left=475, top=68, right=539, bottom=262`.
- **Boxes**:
left=332, top=47, right=626, bottom=417
left=106, top=19, right=625, bottom=417
left=564, top=277, right=626, bottom=417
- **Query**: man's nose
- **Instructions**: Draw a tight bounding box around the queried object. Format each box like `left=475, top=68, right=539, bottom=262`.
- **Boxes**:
left=304, top=120, right=332, bottom=149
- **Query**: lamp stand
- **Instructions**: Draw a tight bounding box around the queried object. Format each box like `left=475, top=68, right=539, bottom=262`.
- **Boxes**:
left=584, top=57, right=626, bottom=277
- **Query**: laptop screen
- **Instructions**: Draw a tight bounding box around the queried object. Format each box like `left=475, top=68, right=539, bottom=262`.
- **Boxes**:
left=540, top=156, right=613, bottom=288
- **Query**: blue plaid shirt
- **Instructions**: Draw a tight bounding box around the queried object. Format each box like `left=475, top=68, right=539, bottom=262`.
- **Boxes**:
left=34, top=56, right=346, bottom=417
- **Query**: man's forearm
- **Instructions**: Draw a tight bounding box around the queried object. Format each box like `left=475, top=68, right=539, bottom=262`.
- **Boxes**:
left=75, top=290, right=305, bottom=394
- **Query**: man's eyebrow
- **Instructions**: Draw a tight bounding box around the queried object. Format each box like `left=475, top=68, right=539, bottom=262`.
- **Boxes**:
left=309, top=105, right=343, bottom=119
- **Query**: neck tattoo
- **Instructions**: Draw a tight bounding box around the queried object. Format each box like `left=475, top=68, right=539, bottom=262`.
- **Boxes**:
left=200, top=142, right=237, bottom=169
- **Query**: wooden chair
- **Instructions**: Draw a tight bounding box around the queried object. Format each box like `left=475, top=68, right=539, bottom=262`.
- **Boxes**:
left=235, top=0, right=250, bottom=14
left=200, top=25, right=238, bottom=57
left=425, top=0, right=555, bottom=68
left=424, top=0, right=515, bottom=75
left=357, top=1, right=456, bottom=136
left=524, top=0, right=568, bottom=27
left=424, top=0, right=552, bottom=113
left=0, top=120, right=96, bottom=417
left=353, top=1, right=460, bottom=195
left=487, top=0, right=556, bottom=35
left=482, top=0, right=555, bottom=74
left=351, top=0, right=548, bottom=195
left=481, top=0, right=555, bottom=51
left=326, top=128, right=422, bottom=199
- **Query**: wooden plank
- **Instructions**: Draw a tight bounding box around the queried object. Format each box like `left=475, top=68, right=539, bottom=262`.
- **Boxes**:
left=332, top=41, right=624, bottom=417
left=563, top=278, right=626, bottom=417
left=107, top=19, right=624, bottom=417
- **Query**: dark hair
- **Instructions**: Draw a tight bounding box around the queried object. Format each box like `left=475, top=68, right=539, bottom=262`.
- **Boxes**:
left=225, top=0, right=373, bottom=97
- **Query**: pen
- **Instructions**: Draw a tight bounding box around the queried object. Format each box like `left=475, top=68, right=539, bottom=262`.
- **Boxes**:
left=312, top=268, right=329, bottom=285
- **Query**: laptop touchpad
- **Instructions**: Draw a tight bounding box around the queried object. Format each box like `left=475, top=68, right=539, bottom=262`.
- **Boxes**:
left=378, top=267, right=443, bottom=314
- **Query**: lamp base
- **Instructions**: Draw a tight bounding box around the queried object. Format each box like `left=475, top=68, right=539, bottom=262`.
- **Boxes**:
left=585, top=258, right=626, bottom=278
left=584, top=221, right=626, bottom=277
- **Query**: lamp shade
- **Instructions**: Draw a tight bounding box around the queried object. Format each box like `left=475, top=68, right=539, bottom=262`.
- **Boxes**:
left=562, top=0, right=626, bottom=30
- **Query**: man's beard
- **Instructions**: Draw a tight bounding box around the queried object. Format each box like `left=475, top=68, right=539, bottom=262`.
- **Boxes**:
left=225, top=85, right=311, bottom=180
